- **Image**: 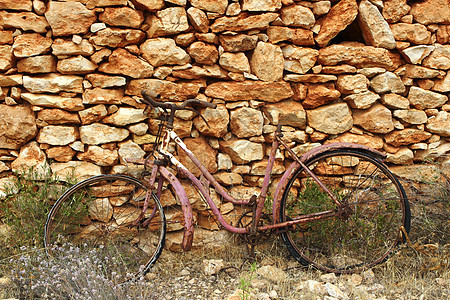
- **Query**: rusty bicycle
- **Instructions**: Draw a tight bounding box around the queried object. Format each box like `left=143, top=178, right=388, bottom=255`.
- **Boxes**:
left=44, top=90, right=411, bottom=283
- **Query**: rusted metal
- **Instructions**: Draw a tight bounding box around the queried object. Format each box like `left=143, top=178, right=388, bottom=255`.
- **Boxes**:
left=127, top=97, right=393, bottom=252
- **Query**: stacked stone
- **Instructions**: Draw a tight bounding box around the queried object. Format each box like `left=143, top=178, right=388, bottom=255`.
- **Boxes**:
left=0, top=0, right=449, bottom=247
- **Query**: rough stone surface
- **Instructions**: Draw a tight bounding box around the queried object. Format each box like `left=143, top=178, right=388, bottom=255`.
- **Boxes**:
left=315, top=0, right=358, bottom=47
left=307, top=103, right=353, bottom=135
left=99, top=48, right=153, bottom=78
left=250, top=42, right=284, bottom=82
left=80, top=123, right=129, bottom=145
left=358, top=0, right=396, bottom=49
left=0, top=105, right=37, bottom=150
left=318, top=42, right=401, bottom=71
left=45, top=1, right=96, bottom=36
left=353, top=103, right=394, bottom=134
left=12, top=33, right=52, bottom=58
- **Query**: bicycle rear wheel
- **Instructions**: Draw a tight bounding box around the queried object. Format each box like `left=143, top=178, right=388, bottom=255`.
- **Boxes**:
left=44, top=175, right=166, bottom=283
left=279, top=149, right=410, bottom=273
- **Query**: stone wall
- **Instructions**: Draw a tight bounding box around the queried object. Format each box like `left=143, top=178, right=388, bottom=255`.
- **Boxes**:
left=0, top=0, right=449, bottom=249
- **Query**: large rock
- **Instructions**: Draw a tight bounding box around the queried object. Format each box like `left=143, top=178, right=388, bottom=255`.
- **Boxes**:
left=384, top=129, right=432, bottom=147
left=51, top=38, right=95, bottom=58
left=23, top=74, right=83, bottom=94
left=37, top=109, right=80, bottom=126
left=205, top=81, right=293, bottom=102
left=12, top=33, right=52, bottom=57
left=85, top=74, right=126, bottom=88
left=99, top=7, right=144, bottom=28
left=353, top=103, right=394, bottom=134
left=11, top=141, right=48, bottom=177
left=45, top=1, right=96, bottom=36
left=280, top=5, right=315, bottom=29
left=99, top=48, right=153, bottom=78
left=408, top=87, right=448, bottom=109
left=230, top=107, right=263, bottom=138
left=80, top=123, right=129, bottom=145
left=0, top=45, right=13, bottom=71
left=0, top=0, right=32, bottom=11
left=382, top=0, right=411, bottom=23
left=219, top=52, right=250, bottom=73
left=117, top=140, right=145, bottom=164
left=357, top=0, right=396, bottom=49
left=102, top=108, right=148, bottom=126
left=393, top=109, right=427, bottom=125
left=17, top=55, right=57, bottom=74
left=242, top=0, right=281, bottom=12
left=126, top=79, right=204, bottom=101
left=0, top=11, right=49, bottom=33
left=21, top=93, right=84, bottom=111
left=145, top=7, right=189, bottom=38
left=267, top=26, right=314, bottom=46
left=426, top=111, right=450, bottom=137
left=401, top=45, right=435, bottom=65
left=219, top=139, right=264, bottom=164
left=129, top=0, right=164, bottom=11
left=57, top=56, right=97, bottom=75
left=433, top=71, right=450, bottom=92
left=141, top=38, right=190, bottom=67
left=327, top=132, right=384, bottom=149
left=177, top=137, right=217, bottom=177
left=390, top=23, right=432, bottom=45
left=78, top=105, right=108, bottom=125
left=380, top=93, right=410, bottom=109
left=211, top=13, right=278, bottom=33
left=336, top=74, right=368, bottom=94
left=250, top=42, right=284, bottom=82
left=306, top=103, right=353, bottom=134
left=315, top=0, right=358, bottom=47
left=0, top=105, right=37, bottom=149
left=37, top=126, right=79, bottom=146
left=51, top=161, right=102, bottom=182
left=303, top=83, right=341, bottom=109
left=187, top=7, right=209, bottom=33
left=263, top=100, right=306, bottom=127
left=219, top=33, right=258, bottom=52
left=422, top=44, right=450, bottom=70
left=282, top=45, right=318, bottom=75
left=193, top=105, right=230, bottom=138
left=82, top=88, right=123, bottom=105
left=405, top=65, right=440, bottom=79
left=344, top=91, right=379, bottom=109
left=318, top=42, right=401, bottom=71
left=77, top=146, right=119, bottom=166
left=188, top=41, right=219, bottom=65
left=409, top=0, right=450, bottom=25
left=190, top=0, right=228, bottom=14
left=369, top=72, right=405, bottom=94
left=89, top=28, right=145, bottom=48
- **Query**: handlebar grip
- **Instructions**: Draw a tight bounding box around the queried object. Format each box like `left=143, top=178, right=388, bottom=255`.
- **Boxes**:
left=187, top=99, right=217, bottom=109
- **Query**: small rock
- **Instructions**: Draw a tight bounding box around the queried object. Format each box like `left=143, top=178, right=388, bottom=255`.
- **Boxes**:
left=203, top=259, right=224, bottom=275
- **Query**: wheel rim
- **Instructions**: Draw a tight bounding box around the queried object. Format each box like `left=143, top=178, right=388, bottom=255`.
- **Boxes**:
left=281, top=151, right=409, bottom=273
left=45, top=175, right=165, bottom=283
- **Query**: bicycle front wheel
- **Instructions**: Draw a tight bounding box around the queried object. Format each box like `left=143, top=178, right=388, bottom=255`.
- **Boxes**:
left=44, top=175, right=166, bottom=283
left=280, top=149, right=410, bottom=273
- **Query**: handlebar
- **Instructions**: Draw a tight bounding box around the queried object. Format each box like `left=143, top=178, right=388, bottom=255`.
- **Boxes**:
left=141, top=90, right=217, bottom=111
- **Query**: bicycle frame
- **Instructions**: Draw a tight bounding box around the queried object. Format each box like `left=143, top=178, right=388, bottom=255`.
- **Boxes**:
left=127, top=118, right=388, bottom=251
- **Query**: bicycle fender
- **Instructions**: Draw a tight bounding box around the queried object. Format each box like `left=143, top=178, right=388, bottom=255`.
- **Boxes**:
left=272, top=143, right=386, bottom=223
left=158, top=167, right=194, bottom=251
left=126, top=158, right=194, bottom=251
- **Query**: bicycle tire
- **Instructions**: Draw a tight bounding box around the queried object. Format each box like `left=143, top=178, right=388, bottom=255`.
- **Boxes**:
left=279, top=149, right=410, bottom=273
left=44, top=174, right=166, bottom=283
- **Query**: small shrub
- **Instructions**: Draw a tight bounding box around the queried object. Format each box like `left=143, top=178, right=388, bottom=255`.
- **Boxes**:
left=7, top=245, right=152, bottom=299
left=0, top=168, right=67, bottom=250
